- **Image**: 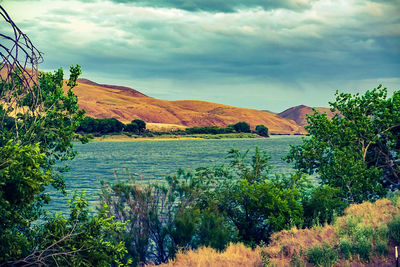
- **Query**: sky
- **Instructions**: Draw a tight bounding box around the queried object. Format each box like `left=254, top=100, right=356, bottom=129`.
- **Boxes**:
left=1, top=0, right=399, bottom=112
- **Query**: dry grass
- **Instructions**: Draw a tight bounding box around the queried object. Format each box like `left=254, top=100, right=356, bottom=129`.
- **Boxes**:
left=157, top=243, right=263, bottom=267
left=155, top=198, right=400, bottom=267
left=336, top=198, right=400, bottom=230
left=146, top=123, right=187, bottom=132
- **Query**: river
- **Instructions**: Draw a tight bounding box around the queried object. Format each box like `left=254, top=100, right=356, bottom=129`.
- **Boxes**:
left=49, top=135, right=304, bottom=213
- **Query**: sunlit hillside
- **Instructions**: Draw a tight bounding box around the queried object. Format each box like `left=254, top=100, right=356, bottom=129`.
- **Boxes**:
left=67, top=78, right=306, bottom=134
left=278, top=105, right=337, bottom=127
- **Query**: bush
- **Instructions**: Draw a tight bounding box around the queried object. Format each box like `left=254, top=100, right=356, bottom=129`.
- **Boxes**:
left=355, top=236, right=372, bottom=261
left=388, top=215, right=400, bottom=243
left=303, top=185, right=347, bottom=227
left=375, top=240, right=388, bottom=256
left=307, top=244, right=338, bottom=267
left=199, top=148, right=304, bottom=245
left=339, top=237, right=353, bottom=260
left=99, top=168, right=232, bottom=265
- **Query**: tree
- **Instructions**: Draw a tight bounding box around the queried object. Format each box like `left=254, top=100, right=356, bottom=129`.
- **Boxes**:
left=255, top=124, right=269, bottom=137
left=131, top=119, right=146, bottom=133
left=285, top=85, right=400, bottom=203
left=100, top=169, right=232, bottom=265
left=0, top=6, right=128, bottom=265
left=125, top=119, right=146, bottom=134
left=232, top=121, right=251, bottom=133
left=199, top=148, right=304, bottom=246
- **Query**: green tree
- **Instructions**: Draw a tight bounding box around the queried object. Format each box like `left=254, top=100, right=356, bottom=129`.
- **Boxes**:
left=255, top=124, right=269, bottom=137
left=232, top=121, right=251, bottom=133
left=100, top=167, right=235, bottom=265
left=0, top=67, right=128, bottom=265
left=285, top=85, right=400, bottom=203
left=131, top=119, right=146, bottom=133
left=200, top=148, right=304, bottom=246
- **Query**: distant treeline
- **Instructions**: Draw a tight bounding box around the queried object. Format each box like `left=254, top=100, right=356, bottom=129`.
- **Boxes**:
left=77, top=117, right=146, bottom=135
left=76, top=116, right=269, bottom=137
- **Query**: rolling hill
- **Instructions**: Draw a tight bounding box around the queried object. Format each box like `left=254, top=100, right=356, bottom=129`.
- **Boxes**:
left=68, top=78, right=306, bottom=134
left=278, top=104, right=336, bottom=127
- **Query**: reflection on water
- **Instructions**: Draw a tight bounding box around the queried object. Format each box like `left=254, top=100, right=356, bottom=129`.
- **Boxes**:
left=49, top=135, right=304, bottom=213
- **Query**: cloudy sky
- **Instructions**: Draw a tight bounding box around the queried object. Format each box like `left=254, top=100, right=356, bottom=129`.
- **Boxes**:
left=2, top=0, right=399, bottom=112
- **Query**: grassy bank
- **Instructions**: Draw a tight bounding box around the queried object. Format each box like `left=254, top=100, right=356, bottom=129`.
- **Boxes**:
left=92, top=132, right=261, bottom=141
left=155, top=195, right=400, bottom=267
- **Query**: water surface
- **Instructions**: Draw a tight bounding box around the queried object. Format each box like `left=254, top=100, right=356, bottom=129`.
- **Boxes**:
left=50, top=135, right=303, bottom=213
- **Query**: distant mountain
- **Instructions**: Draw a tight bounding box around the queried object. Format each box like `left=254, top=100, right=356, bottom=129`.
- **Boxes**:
left=278, top=105, right=336, bottom=127
left=67, top=78, right=306, bottom=134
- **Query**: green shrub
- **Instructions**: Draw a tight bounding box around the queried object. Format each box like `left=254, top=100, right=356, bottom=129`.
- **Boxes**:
left=290, top=252, right=306, bottom=267
left=339, top=237, right=353, bottom=260
left=303, top=185, right=347, bottom=227
left=355, top=237, right=372, bottom=262
left=389, top=215, right=400, bottom=243
left=375, top=240, right=388, bottom=256
left=307, top=244, right=337, bottom=267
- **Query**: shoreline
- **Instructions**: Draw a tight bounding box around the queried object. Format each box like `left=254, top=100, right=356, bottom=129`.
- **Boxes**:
left=91, top=133, right=265, bottom=142
left=92, top=136, right=205, bottom=142
left=89, top=133, right=304, bottom=142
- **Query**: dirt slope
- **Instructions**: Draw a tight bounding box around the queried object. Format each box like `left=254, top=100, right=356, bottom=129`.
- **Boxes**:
left=67, top=78, right=306, bottom=134
left=278, top=104, right=336, bottom=127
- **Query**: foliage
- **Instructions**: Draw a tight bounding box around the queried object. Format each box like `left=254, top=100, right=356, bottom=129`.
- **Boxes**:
left=186, top=126, right=227, bottom=135
left=101, top=148, right=307, bottom=264
left=99, top=169, right=232, bottom=265
left=232, top=121, right=251, bottom=133
left=125, top=119, right=146, bottom=134
left=303, top=185, right=347, bottom=227
left=285, top=85, right=400, bottom=203
left=306, top=243, right=338, bottom=267
left=78, top=116, right=125, bottom=134
left=199, top=148, right=305, bottom=246
left=0, top=66, right=128, bottom=265
left=388, top=215, right=400, bottom=244
left=0, top=66, right=85, bottom=261
left=9, top=192, right=129, bottom=266
left=255, top=124, right=269, bottom=137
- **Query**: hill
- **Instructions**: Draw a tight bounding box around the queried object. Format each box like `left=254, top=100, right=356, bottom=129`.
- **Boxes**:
left=68, top=78, right=306, bottom=134
left=278, top=104, right=336, bottom=127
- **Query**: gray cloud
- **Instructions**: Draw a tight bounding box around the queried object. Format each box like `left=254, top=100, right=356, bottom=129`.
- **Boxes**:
left=104, top=0, right=317, bottom=12
left=2, top=0, right=399, bottom=111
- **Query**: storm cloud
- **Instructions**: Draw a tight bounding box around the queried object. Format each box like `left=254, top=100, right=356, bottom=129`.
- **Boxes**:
left=105, top=0, right=317, bottom=12
left=2, top=0, right=400, bottom=111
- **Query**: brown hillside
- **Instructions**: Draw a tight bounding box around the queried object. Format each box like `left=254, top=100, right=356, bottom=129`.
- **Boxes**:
left=65, top=78, right=306, bottom=134
left=278, top=105, right=336, bottom=127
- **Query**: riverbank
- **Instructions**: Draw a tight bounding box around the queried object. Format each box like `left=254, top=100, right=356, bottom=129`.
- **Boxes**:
left=92, top=132, right=262, bottom=141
